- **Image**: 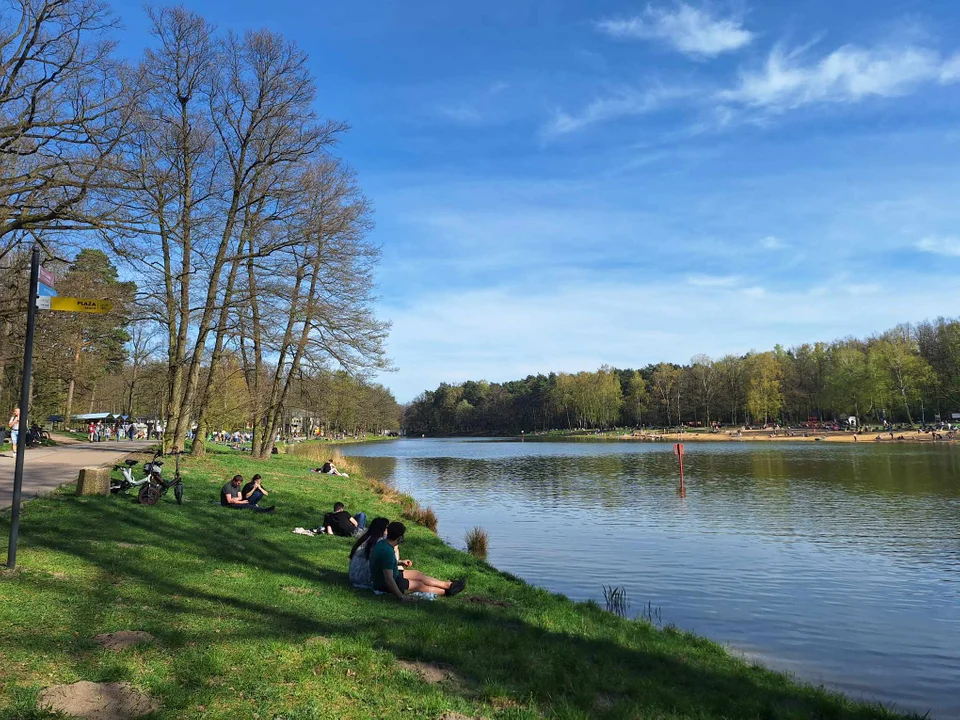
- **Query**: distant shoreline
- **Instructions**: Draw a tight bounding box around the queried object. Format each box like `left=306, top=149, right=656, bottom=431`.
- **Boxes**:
left=615, top=429, right=955, bottom=444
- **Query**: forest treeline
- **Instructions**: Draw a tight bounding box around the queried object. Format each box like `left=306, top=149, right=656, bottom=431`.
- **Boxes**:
left=404, top=319, right=960, bottom=435
left=0, top=1, right=398, bottom=456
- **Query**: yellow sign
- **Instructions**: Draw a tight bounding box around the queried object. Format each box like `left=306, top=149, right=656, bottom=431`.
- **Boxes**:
left=36, top=296, right=113, bottom=313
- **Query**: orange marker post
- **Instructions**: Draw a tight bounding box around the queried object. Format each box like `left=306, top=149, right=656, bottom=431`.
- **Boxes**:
left=674, top=442, right=686, bottom=497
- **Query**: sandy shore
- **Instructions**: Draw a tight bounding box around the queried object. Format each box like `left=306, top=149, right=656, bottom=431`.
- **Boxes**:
left=619, top=429, right=957, bottom=444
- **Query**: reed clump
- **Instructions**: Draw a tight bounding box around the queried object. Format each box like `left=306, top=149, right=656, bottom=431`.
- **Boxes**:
left=602, top=585, right=630, bottom=618
left=401, top=502, right=438, bottom=533
left=464, top=527, right=488, bottom=560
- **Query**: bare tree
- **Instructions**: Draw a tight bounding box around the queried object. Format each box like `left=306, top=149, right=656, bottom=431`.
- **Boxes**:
left=237, top=157, right=389, bottom=458
left=0, top=0, right=129, bottom=247
left=107, top=8, right=346, bottom=451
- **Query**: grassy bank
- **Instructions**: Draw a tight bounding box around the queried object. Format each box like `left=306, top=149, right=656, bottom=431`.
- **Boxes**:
left=0, top=447, right=917, bottom=719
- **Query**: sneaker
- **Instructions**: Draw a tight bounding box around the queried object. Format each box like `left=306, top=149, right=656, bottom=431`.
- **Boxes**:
left=255, top=505, right=276, bottom=513
left=446, top=579, right=466, bottom=597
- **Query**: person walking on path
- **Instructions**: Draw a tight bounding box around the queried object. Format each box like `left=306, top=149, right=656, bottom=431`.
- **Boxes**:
left=7, top=408, right=20, bottom=457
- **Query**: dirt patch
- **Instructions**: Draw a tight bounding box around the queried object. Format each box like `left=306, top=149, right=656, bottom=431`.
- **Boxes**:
left=396, top=659, right=462, bottom=685
left=92, top=631, right=155, bottom=651
left=438, top=713, right=486, bottom=720
left=115, top=542, right=139, bottom=549
left=282, top=586, right=316, bottom=595
left=463, top=595, right=513, bottom=609
left=38, top=681, right=159, bottom=719
left=305, top=635, right=331, bottom=646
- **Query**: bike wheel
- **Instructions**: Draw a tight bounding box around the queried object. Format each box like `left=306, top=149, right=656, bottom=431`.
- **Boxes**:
left=138, top=485, right=160, bottom=506
left=174, top=482, right=184, bottom=505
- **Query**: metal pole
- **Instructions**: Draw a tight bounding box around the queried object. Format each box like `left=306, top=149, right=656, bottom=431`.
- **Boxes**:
left=8, top=244, right=40, bottom=569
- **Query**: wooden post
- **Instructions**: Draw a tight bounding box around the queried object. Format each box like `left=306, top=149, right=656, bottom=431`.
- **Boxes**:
left=674, top=443, right=686, bottom=497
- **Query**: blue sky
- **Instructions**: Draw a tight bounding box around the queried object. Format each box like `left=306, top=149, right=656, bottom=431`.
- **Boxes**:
left=112, top=0, right=960, bottom=401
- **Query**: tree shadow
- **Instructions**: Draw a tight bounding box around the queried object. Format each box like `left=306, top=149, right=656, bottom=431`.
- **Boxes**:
left=1, top=487, right=924, bottom=720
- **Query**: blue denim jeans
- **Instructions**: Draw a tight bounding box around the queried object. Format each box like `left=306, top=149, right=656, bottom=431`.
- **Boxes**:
left=247, top=489, right=265, bottom=506
left=353, top=512, right=366, bottom=530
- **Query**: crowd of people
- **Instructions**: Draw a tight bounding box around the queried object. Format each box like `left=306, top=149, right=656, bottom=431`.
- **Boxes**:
left=216, top=470, right=465, bottom=601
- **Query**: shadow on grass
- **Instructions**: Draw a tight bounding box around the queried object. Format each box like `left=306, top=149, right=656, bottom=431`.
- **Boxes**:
left=0, top=466, right=922, bottom=720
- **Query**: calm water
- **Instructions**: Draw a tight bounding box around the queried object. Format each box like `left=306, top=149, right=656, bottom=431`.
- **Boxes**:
left=341, top=438, right=960, bottom=718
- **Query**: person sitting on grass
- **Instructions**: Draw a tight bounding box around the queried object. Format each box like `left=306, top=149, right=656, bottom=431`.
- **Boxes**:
left=370, top=521, right=465, bottom=601
left=348, top=516, right=389, bottom=588
left=242, top=473, right=270, bottom=506
left=313, top=459, right=348, bottom=476
left=323, top=502, right=366, bottom=536
left=220, top=475, right=275, bottom=512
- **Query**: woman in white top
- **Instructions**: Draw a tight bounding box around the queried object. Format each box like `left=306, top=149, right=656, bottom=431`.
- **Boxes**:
left=7, top=407, right=20, bottom=456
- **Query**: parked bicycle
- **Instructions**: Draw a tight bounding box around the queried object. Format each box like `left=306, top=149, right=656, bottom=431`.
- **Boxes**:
left=109, top=452, right=161, bottom=495
left=138, top=450, right=184, bottom=505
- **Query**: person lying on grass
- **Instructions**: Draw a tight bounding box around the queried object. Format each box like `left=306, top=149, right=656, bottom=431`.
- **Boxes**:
left=348, top=516, right=389, bottom=588
left=370, top=521, right=465, bottom=601
left=311, top=459, right=348, bottom=476
left=323, top=502, right=367, bottom=537
left=220, top=475, right=275, bottom=513
left=242, top=474, right=270, bottom=506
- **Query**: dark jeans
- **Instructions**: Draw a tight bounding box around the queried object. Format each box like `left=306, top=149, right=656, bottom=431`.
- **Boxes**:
left=353, top=512, right=367, bottom=530
left=247, top=489, right=265, bottom=506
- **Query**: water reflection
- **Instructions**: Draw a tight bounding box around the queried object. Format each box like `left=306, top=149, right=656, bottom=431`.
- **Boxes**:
left=342, top=439, right=960, bottom=719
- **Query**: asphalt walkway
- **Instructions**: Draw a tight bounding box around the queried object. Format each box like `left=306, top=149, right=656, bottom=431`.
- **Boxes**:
left=0, top=439, right=154, bottom=510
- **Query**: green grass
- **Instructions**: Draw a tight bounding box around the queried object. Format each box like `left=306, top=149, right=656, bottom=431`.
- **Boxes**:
left=0, top=446, right=919, bottom=719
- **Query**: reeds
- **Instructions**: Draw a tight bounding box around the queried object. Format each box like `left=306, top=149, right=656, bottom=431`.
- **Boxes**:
left=464, top=527, right=488, bottom=559
left=401, top=501, right=438, bottom=533
left=602, top=585, right=630, bottom=618
left=639, top=600, right=663, bottom=627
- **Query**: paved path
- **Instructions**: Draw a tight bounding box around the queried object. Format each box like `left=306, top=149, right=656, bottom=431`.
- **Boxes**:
left=0, top=439, right=155, bottom=510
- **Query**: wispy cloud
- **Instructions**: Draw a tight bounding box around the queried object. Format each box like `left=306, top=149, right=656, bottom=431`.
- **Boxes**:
left=760, top=235, right=785, bottom=250
left=687, top=273, right=741, bottom=287
left=434, top=82, right=509, bottom=125
left=596, top=3, right=754, bottom=58
left=720, top=44, right=960, bottom=112
left=544, top=85, right=694, bottom=137
left=436, top=102, right=483, bottom=123
left=916, top=236, right=960, bottom=256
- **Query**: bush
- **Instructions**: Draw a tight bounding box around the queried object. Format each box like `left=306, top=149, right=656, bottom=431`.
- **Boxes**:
left=464, top=527, right=488, bottom=560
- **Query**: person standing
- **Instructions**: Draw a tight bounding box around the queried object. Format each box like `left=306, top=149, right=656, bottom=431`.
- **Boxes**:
left=7, top=407, right=20, bottom=457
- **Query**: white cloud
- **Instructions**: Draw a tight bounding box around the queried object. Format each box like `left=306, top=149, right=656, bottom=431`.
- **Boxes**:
left=380, top=275, right=960, bottom=401
left=436, top=102, right=483, bottom=123
left=760, top=235, right=785, bottom=250
left=596, top=3, right=753, bottom=58
left=434, top=82, right=510, bottom=125
left=687, top=273, right=741, bottom=287
left=720, top=44, right=960, bottom=112
left=544, top=85, right=693, bottom=137
left=916, top=236, right=960, bottom=257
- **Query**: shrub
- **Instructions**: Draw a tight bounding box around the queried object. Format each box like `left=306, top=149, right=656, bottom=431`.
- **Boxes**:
left=464, top=527, right=488, bottom=560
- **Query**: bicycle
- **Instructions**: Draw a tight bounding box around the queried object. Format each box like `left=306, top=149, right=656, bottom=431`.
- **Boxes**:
left=138, top=450, right=184, bottom=506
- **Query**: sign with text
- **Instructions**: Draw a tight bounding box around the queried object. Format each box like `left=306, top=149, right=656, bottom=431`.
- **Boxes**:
left=37, top=267, right=57, bottom=297
left=36, top=296, right=112, bottom=314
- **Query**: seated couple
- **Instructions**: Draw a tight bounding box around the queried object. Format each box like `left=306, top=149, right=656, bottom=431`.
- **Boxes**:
left=348, top=518, right=465, bottom=601
left=311, top=459, right=348, bottom=477
left=321, top=502, right=367, bottom=537
left=220, top=474, right=276, bottom=513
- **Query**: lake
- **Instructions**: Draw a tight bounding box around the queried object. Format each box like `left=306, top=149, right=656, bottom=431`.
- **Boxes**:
left=340, top=438, right=960, bottom=719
